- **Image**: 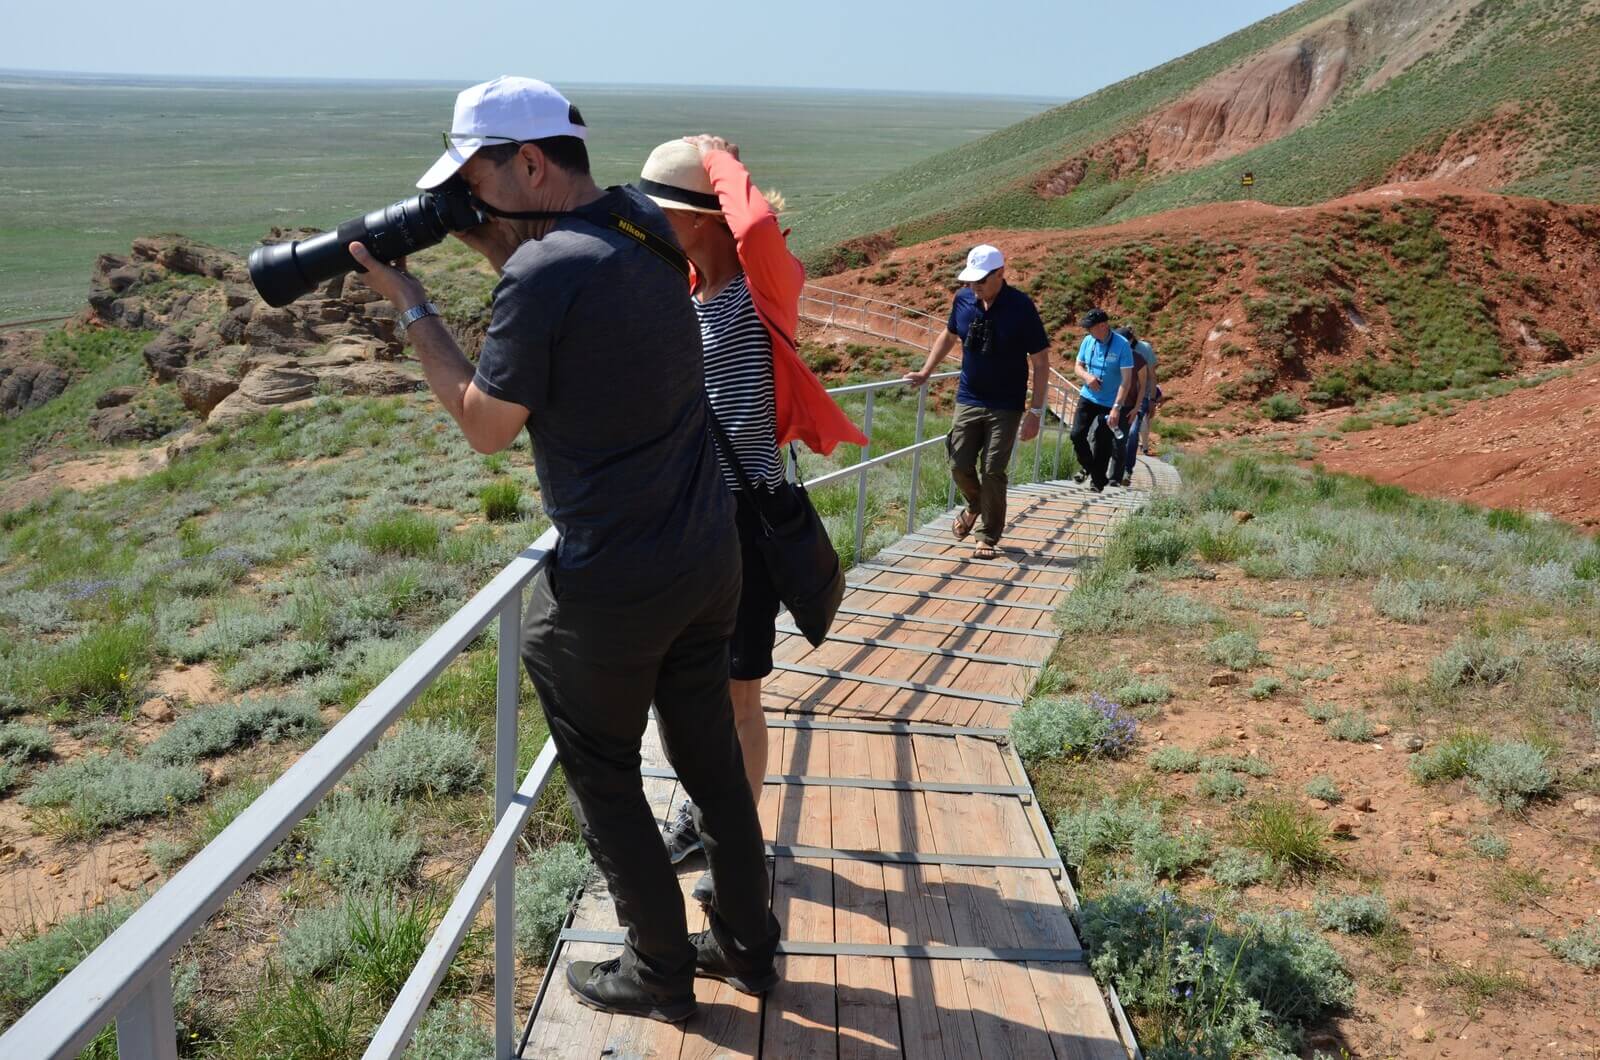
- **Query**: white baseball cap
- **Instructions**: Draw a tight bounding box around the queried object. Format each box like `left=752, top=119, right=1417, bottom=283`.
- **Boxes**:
left=416, top=75, right=588, bottom=189
left=957, top=244, right=1005, bottom=282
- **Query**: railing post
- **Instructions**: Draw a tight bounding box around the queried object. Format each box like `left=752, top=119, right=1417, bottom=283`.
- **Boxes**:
left=115, top=966, right=178, bottom=1060
left=1033, top=383, right=1045, bottom=482
left=853, top=390, right=876, bottom=564
left=495, top=591, right=522, bottom=1060
left=906, top=382, right=929, bottom=532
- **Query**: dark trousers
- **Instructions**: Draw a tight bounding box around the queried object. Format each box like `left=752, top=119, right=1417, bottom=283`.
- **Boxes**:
left=521, top=545, right=780, bottom=998
left=1070, top=397, right=1117, bottom=488
left=1109, top=406, right=1143, bottom=483
left=947, top=403, right=1023, bottom=546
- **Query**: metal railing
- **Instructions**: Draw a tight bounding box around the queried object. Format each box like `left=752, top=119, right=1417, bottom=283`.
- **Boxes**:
left=813, top=369, right=1085, bottom=564
left=0, top=365, right=1086, bottom=1059
left=798, top=282, right=945, bottom=350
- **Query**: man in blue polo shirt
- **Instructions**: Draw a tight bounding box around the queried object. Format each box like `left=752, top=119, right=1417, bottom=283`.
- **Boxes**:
left=1070, top=307, right=1134, bottom=492
left=906, top=244, right=1050, bottom=557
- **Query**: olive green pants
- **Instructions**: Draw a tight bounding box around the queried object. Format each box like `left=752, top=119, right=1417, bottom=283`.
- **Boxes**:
left=947, top=403, right=1022, bottom=546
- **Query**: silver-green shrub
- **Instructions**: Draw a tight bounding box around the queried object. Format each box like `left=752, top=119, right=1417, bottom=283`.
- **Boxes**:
left=21, top=754, right=205, bottom=833
left=143, top=696, right=324, bottom=765
left=308, top=796, right=421, bottom=891
left=1313, top=893, right=1391, bottom=934
left=351, top=720, right=484, bottom=801
left=515, top=841, right=594, bottom=959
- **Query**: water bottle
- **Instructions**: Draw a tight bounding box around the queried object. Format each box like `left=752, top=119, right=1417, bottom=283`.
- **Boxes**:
left=1103, top=414, right=1126, bottom=442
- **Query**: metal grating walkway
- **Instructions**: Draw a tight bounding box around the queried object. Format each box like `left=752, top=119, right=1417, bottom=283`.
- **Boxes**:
left=522, top=461, right=1175, bottom=1058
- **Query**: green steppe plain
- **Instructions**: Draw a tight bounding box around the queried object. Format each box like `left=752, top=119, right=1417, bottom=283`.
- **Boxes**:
left=0, top=73, right=1051, bottom=321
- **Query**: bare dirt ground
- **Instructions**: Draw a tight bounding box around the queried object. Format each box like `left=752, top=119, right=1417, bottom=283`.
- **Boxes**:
left=3, top=446, right=168, bottom=513
left=1304, top=359, right=1600, bottom=529
left=1051, top=565, right=1600, bottom=1059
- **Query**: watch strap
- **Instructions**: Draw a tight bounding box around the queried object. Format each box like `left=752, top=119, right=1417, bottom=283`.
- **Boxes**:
left=397, top=301, right=441, bottom=333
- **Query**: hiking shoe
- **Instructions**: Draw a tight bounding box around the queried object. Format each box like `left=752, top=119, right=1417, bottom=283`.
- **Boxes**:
left=691, top=870, right=715, bottom=909
left=662, top=801, right=703, bottom=865
left=1072, top=472, right=1087, bottom=484
left=566, top=957, right=695, bottom=1023
left=690, top=929, right=779, bottom=996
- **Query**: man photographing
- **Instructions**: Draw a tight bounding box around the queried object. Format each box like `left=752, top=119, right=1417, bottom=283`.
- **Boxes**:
left=905, top=244, right=1050, bottom=558
left=347, top=75, right=779, bottom=1023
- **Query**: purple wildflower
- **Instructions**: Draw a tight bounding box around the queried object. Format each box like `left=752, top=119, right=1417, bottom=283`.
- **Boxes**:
left=1088, top=693, right=1138, bottom=758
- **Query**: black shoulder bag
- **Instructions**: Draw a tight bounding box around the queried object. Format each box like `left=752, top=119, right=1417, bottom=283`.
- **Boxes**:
left=594, top=201, right=845, bottom=646
left=704, top=414, right=844, bottom=647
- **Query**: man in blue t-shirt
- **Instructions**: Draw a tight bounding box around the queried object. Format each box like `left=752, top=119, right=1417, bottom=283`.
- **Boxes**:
left=906, top=244, right=1050, bottom=557
left=1070, top=307, right=1134, bottom=491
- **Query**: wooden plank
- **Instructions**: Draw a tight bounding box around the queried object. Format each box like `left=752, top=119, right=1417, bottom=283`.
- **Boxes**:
left=829, top=730, right=902, bottom=1060
left=762, top=727, right=837, bottom=1058
left=913, top=734, right=1057, bottom=1058
left=871, top=741, right=981, bottom=1060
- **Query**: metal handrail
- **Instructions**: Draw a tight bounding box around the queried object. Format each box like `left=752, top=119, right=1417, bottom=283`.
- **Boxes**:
left=1, top=355, right=1085, bottom=1058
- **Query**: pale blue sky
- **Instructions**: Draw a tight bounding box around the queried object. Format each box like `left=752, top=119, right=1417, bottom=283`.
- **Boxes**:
left=3, top=0, right=1299, bottom=98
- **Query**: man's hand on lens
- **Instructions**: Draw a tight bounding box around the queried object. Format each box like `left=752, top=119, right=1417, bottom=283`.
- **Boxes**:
left=685, top=134, right=738, bottom=159
left=348, top=242, right=427, bottom=311
left=450, top=221, right=525, bottom=272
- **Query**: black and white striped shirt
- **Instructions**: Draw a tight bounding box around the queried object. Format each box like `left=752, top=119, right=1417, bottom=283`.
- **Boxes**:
left=696, top=274, right=783, bottom=492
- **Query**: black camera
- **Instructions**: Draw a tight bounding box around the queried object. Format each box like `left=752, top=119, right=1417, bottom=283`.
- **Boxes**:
left=247, top=177, right=487, bottom=307
left=965, top=316, right=994, bottom=356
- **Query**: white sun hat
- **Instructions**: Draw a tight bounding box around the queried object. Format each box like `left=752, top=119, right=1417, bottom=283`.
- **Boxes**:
left=957, top=243, right=1005, bottom=282
left=416, top=75, right=587, bottom=190
left=637, top=139, right=724, bottom=214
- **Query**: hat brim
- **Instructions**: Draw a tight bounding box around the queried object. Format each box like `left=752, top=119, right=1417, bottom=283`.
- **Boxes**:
left=957, top=265, right=992, bottom=282
left=416, top=141, right=481, bottom=190
left=642, top=192, right=722, bottom=216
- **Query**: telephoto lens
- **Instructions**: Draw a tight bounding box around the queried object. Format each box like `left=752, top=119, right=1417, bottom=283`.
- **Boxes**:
left=248, top=177, right=486, bottom=307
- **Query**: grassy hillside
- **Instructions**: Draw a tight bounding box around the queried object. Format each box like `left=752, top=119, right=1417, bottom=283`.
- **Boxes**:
left=795, top=0, right=1600, bottom=267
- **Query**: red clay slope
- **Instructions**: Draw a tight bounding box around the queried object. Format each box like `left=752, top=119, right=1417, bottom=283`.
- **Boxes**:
left=1310, top=357, right=1600, bottom=528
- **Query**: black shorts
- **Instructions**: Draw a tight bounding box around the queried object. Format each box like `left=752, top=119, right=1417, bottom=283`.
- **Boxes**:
left=729, top=486, right=789, bottom=681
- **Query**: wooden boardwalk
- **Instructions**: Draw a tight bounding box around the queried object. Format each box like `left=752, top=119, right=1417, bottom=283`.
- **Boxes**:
left=521, top=463, right=1176, bottom=1059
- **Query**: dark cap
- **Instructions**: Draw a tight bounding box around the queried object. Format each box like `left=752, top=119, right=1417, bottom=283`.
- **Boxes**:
left=1079, top=307, right=1109, bottom=328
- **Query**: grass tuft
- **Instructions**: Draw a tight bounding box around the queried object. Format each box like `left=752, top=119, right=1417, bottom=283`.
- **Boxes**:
left=307, top=796, right=421, bottom=891
left=1237, top=799, right=1337, bottom=881
left=21, top=754, right=205, bottom=837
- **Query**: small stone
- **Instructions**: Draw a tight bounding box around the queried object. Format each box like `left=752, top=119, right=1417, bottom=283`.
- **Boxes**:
left=1412, top=1004, right=1427, bottom=1018
left=1234, top=729, right=1248, bottom=740
left=139, top=697, right=175, bottom=723
left=1151, top=730, right=1165, bottom=742
left=43, top=861, right=64, bottom=877
left=1427, top=810, right=1453, bottom=825
left=1410, top=1025, right=1431, bottom=1042
left=1332, top=819, right=1357, bottom=837
left=1232, top=509, right=1253, bottom=524
left=1308, top=798, right=1331, bottom=810
left=1354, top=795, right=1374, bottom=812
left=1402, top=733, right=1425, bottom=753
left=1208, top=671, right=1238, bottom=687
left=1574, top=797, right=1600, bottom=819
left=1373, top=723, right=1391, bottom=737
left=173, top=662, right=190, bottom=672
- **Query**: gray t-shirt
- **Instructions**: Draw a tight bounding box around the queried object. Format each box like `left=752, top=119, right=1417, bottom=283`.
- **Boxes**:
left=472, top=185, right=732, bottom=599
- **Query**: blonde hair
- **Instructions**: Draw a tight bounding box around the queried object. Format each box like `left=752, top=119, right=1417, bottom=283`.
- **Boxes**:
left=762, top=188, right=787, bottom=215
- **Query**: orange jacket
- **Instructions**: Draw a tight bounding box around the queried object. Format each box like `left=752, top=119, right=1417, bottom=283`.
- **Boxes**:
left=699, top=149, right=867, bottom=455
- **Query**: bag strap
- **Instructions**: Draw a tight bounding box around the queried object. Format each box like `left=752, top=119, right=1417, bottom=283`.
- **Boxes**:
left=704, top=407, right=777, bottom=536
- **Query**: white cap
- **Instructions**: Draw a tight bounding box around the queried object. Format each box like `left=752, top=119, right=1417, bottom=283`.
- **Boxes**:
left=417, top=75, right=587, bottom=189
left=957, top=243, right=1005, bottom=282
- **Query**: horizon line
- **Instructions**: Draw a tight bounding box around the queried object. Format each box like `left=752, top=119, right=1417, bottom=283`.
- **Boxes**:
left=0, top=66, right=1066, bottom=103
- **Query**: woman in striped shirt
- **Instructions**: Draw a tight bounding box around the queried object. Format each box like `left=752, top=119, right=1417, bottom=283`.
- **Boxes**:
left=640, top=135, right=865, bottom=908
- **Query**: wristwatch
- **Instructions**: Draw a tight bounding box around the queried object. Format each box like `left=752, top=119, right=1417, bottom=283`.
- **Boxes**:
left=1027, top=407, right=1046, bottom=416
left=396, top=301, right=441, bottom=337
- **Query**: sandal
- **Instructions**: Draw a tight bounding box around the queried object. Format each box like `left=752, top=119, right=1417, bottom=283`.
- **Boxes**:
left=973, top=543, right=999, bottom=560
left=952, top=509, right=978, bottom=542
